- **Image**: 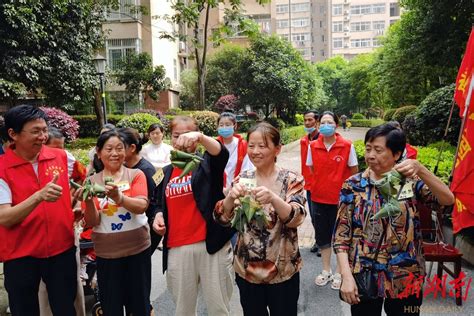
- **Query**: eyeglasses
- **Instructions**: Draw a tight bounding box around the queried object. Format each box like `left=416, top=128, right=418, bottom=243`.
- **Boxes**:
left=22, top=128, right=48, bottom=136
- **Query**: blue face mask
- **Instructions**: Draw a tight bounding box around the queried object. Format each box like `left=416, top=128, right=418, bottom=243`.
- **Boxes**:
left=304, top=127, right=316, bottom=134
left=319, top=124, right=335, bottom=136
left=218, top=127, right=234, bottom=138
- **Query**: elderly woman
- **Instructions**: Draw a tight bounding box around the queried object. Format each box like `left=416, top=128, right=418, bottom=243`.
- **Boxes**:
left=78, top=130, right=151, bottom=315
left=215, top=122, right=306, bottom=316
left=152, top=116, right=234, bottom=315
left=334, top=123, right=454, bottom=316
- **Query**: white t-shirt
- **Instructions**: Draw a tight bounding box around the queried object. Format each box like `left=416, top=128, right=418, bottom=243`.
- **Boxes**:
left=0, top=150, right=74, bottom=205
left=223, top=137, right=254, bottom=188
left=306, top=143, right=358, bottom=167
left=140, top=142, right=173, bottom=169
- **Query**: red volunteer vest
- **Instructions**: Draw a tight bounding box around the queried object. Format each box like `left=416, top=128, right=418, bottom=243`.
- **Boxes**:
left=309, top=133, right=352, bottom=205
left=0, top=146, right=74, bottom=261
left=300, top=132, right=318, bottom=190
left=217, top=134, right=247, bottom=187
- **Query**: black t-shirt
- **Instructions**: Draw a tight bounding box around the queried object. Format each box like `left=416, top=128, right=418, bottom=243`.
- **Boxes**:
left=131, top=157, right=157, bottom=221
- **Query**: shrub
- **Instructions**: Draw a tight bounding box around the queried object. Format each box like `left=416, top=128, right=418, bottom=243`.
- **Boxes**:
left=73, top=115, right=125, bottom=138
left=40, top=107, right=79, bottom=142
left=417, top=146, right=454, bottom=184
left=407, top=84, right=461, bottom=146
left=426, top=141, right=456, bottom=154
left=214, top=94, right=239, bottom=112
left=295, top=114, right=304, bottom=126
left=353, top=140, right=367, bottom=170
left=383, top=108, right=397, bottom=121
left=352, top=113, right=366, bottom=119
left=189, top=111, right=220, bottom=136
left=280, top=126, right=305, bottom=145
left=117, top=113, right=162, bottom=135
left=264, top=117, right=286, bottom=130
left=392, top=105, right=417, bottom=124
left=349, top=119, right=384, bottom=127
left=238, top=120, right=257, bottom=133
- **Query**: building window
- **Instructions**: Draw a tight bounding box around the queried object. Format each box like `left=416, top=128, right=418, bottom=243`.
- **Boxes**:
left=320, top=5, right=325, bottom=14
left=280, top=33, right=289, bottom=41
left=332, top=21, right=343, bottom=32
left=321, top=49, right=325, bottom=56
left=173, top=59, right=178, bottom=81
left=298, top=47, right=311, bottom=57
left=390, top=19, right=398, bottom=25
left=372, top=3, right=385, bottom=14
left=351, top=5, right=371, bottom=15
left=350, top=38, right=371, bottom=48
left=292, top=18, right=310, bottom=28
left=277, top=19, right=289, bottom=29
left=373, top=21, right=385, bottom=30
left=251, top=15, right=271, bottom=34
left=292, top=33, right=310, bottom=42
left=276, top=4, right=289, bottom=13
left=373, top=38, right=381, bottom=47
left=333, top=38, right=343, bottom=49
left=322, top=35, right=325, bottom=42
left=106, top=38, right=141, bottom=70
left=333, top=4, right=343, bottom=16
left=291, top=2, right=310, bottom=13
left=107, top=0, right=142, bottom=21
left=350, top=22, right=371, bottom=32
left=390, top=3, right=400, bottom=16
left=320, top=20, right=323, bottom=28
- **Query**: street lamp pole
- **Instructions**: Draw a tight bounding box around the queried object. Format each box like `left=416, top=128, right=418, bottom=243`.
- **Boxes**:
left=93, top=53, right=108, bottom=125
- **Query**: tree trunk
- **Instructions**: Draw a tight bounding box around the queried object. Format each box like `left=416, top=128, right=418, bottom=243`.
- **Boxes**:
left=93, top=88, right=104, bottom=129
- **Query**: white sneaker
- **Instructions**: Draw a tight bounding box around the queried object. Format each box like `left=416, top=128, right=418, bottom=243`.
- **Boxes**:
left=331, top=273, right=342, bottom=290
left=315, top=270, right=333, bottom=286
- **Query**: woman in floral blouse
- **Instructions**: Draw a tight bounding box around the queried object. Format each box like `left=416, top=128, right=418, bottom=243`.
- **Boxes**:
left=334, top=123, right=454, bottom=316
left=215, top=122, right=306, bottom=316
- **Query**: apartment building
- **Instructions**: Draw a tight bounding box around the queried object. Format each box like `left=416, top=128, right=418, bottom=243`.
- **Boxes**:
left=328, top=0, right=401, bottom=59
left=103, top=0, right=180, bottom=112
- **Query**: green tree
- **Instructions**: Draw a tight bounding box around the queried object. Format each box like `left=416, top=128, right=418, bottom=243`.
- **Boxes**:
left=0, top=1, right=114, bottom=108
left=236, top=35, right=326, bottom=123
left=114, top=52, right=170, bottom=104
left=159, top=0, right=267, bottom=109
left=179, top=68, right=199, bottom=109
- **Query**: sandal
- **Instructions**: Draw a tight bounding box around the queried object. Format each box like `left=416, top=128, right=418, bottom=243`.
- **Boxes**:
left=315, top=270, right=333, bottom=286
left=331, top=273, right=342, bottom=290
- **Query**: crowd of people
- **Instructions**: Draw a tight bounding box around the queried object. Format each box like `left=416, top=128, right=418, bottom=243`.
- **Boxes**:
left=0, top=105, right=455, bottom=316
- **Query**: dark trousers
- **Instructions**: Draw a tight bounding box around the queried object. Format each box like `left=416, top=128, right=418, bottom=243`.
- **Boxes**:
left=96, top=248, right=151, bottom=316
left=307, top=191, right=317, bottom=238
left=236, top=272, right=300, bottom=316
left=4, top=247, right=77, bottom=316
left=312, top=202, right=338, bottom=249
left=351, top=294, right=423, bottom=316
left=149, top=223, right=162, bottom=256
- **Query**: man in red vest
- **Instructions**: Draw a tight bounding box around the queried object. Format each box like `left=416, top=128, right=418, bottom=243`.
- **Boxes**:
left=300, top=110, right=320, bottom=254
left=0, top=105, right=77, bottom=315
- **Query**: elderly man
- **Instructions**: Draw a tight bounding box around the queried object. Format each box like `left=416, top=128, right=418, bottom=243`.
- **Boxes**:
left=0, top=105, right=77, bottom=315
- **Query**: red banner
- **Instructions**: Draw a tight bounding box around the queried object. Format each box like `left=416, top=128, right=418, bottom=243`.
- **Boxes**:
left=451, top=28, right=474, bottom=233
left=454, top=28, right=474, bottom=117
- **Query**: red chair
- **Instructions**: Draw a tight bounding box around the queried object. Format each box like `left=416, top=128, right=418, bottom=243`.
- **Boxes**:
left=418, top=201, right=463, bottom=306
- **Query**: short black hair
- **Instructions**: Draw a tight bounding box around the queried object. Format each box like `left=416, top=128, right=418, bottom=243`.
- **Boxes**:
left=303, top=110, right=319, bottom=120
left=147, top=123, right=164, bottom=134
left=365, top=123, right=406, bottom=158
left=47, top=126, right=65, bottom=141
left=319, top=111, right=339, bottom=125
left=118, top=127, right=147, bottom=154
left=96, top=130, right=125, bottom=152
left=218, top=112, right=236, bottom=124
left=4, top=105, right=48, bottom=141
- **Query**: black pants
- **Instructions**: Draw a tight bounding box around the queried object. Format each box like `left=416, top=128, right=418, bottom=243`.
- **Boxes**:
left=96, top=248, right=151, bottom=316
left=4, top=247, right=77, bottom=316
left=351, top=294, right=423, bottom=316
left=312, top=202, right=338, bottom=249
left=307, top=191, right=317, bottom=238
left=236, top=272, right=300, bottom=316
left=149, top=222, right=162, bottom=256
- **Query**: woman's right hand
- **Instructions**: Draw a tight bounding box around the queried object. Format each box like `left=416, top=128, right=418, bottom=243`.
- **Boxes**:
left=340, top=274, right=360, bottom=305
left=227, top=183, right=246, bottom=201
left=153, top=213, right=166, bottom=236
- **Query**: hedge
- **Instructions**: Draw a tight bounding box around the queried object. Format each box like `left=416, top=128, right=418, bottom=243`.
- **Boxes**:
left=280, top=126, right=305, bottom=145
left=349, top=119, right=384, bottom=127
left=73, top=115, right=126, bottom=138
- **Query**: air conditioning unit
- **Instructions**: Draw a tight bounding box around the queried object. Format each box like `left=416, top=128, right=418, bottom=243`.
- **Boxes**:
left=344, top=0, right=350, bottom=3
left=344, top=32, right=349, bottom=37
left=344, top=43, right=349, bottom=48
left=344, top=27, right=350, bottom=32
left=344, top=16, right=350, bottom=21
left=344, top=10, right=350, bottom=15
left=179, top=41, right=186, bottom=51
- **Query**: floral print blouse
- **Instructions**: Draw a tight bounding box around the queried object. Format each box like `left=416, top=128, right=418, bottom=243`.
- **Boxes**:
left=215, top=168, right=306, bottom=284
left=333, top=169, right=435, bottom=298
